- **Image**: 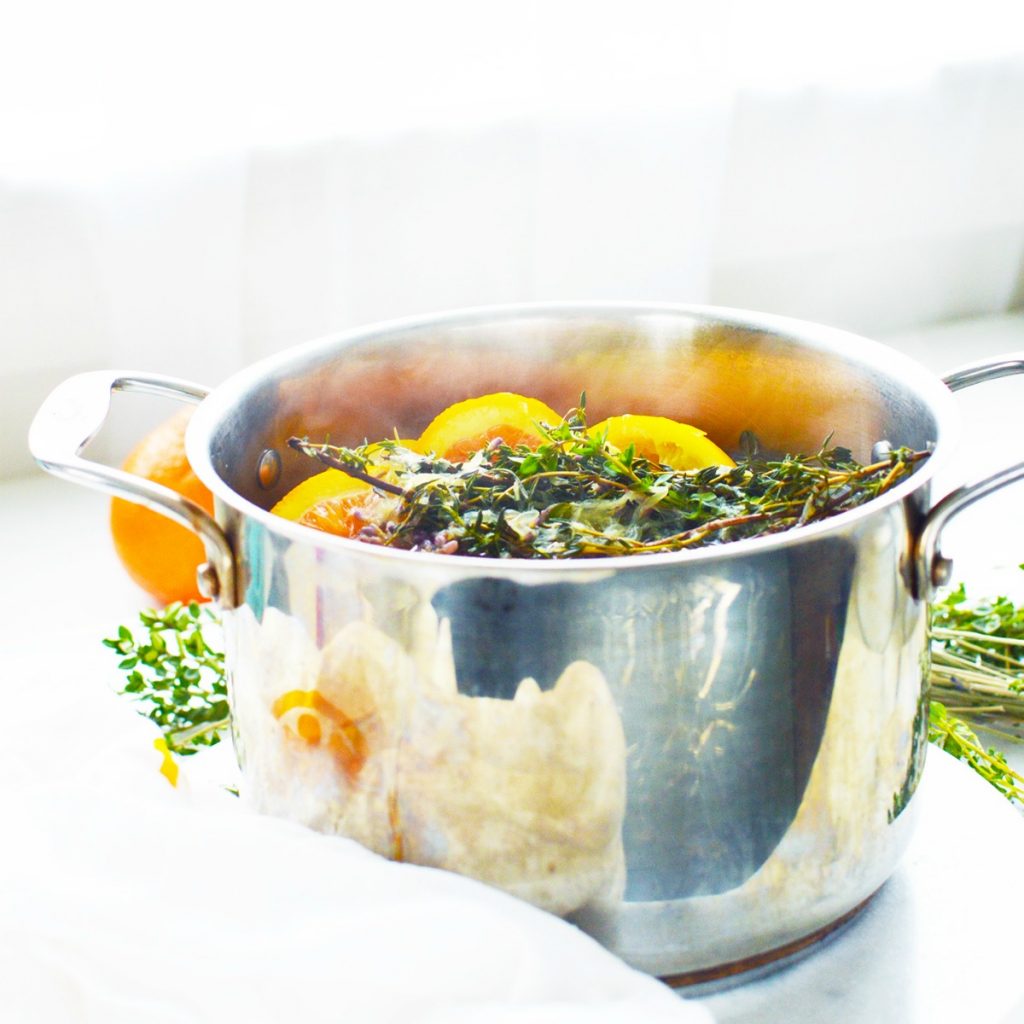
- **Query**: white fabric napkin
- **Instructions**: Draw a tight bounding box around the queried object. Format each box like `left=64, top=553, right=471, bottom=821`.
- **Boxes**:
left=0, top=645, right=710, bottom=1023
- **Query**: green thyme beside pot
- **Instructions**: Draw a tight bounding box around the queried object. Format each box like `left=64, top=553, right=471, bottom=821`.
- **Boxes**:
left=104, top=602, right=227, bottom=756
left=103, top=581, right=1024, bottom=805
left=926, top=580, right=1024, bottom=802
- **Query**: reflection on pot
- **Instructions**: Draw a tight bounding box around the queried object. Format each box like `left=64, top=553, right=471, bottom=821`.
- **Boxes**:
left=232, top=607, right=627, bottom=916
left=431, top=537, right=855, bottom=902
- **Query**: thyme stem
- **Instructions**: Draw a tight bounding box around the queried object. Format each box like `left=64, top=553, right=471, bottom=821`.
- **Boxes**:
left=286, top=406, right=928, bottom=560
left=287, top=437, right=410, bottom=497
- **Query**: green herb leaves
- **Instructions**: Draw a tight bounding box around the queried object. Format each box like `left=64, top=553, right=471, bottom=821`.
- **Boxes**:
left=103, top=601, right=228, bottom=755
left=928, top=701, right=1023, bottom=803
left=928, top=580, right=1024, bottom=803
left=289, top=404, right=928, bottom=558
left=929, top=582, right=1024, bottom=733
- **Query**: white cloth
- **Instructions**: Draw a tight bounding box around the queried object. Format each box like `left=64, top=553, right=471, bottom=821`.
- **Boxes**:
left=0, top=642, right=707, bottom=1023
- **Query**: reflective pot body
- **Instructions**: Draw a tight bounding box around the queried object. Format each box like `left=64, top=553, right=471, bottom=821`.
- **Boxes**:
left=183, top=305, right=952, bottom=978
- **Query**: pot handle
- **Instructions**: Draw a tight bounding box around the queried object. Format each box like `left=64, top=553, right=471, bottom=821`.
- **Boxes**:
left=913, top=352, right=1024, bottom=599
left=28, top=370, right=236, bottom=608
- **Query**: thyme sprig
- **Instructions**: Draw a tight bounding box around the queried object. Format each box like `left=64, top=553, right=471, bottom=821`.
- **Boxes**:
left=928, top=702, right=1024, bottom=803
left=287, top=436, right=410, bottom=497
left=103, top=602, right=228, bottom=755
left=288, top=404, right=928, bottom=558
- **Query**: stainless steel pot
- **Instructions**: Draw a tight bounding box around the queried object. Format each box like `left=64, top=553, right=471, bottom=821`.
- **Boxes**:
left=29, top=304, right=1024, bottom=987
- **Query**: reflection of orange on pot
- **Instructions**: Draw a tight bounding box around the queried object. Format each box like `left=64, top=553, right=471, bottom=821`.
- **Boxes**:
left=272, top=689, right=369, bottom=782
left=265, top=618, right=627, bottom=916
left=546, top=327, right=883, bottom=459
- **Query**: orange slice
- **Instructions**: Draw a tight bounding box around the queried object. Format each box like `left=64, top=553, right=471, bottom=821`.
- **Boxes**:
left=589, top=414, right=734, bottom=470
left=417, top=392, right=560, bottom=462
left=271, top=470, right=389, bottom=538
left=271, top=442, right=415, bottom=537
left=271, top=469, right=368, bottom=521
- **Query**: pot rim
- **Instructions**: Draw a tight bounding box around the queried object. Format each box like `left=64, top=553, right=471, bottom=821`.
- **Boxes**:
left=187, top=301, right=960, bottom=574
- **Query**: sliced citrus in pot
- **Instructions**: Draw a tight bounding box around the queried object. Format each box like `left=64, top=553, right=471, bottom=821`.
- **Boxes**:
left=588, top=414, right=734, bottom=470
left=271, top=441, right=415, bottom=538
left=271, top=469, right=372, bottom=536
left=417, top=392, right=560, bottom=461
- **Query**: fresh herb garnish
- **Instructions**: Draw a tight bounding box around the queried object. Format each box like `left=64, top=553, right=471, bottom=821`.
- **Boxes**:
left=103, top=601, right=228, bottom=755
left=289, top=403, right=928, bottom=557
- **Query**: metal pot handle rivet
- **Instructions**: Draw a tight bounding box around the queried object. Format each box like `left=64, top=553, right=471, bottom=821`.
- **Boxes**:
left=195, top=561, right=222, bottom=601
left=27, top=370, right=237, bottom=609
left=257, top=448, right=282, bottom=489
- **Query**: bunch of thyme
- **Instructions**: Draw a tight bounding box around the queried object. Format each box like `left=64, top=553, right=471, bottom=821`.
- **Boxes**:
left=929, top=581, right=1024, bottom=734
left=927, top=578, right=1024, bottom=807
left=928, top=701, right=1023, bottom=803
left=288, top=403, right=928, bottom=558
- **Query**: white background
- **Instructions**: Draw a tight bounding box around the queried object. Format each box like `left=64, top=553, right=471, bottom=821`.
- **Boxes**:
left=4, top=1, right=1024, bottom=476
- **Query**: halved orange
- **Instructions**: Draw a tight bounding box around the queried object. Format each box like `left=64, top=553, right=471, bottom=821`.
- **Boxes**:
left=417, top=393, right=561, bottom=462
left=588, top=414, right=734, bottom=470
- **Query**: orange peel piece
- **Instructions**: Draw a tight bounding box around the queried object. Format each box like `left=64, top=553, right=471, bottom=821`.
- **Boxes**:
left=153, top=737, right=179, bottom=788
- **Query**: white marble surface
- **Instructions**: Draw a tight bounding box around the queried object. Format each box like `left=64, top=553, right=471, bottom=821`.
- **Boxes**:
left=700, top=749, right=1024, bottom=1023
left=4, top=312, right=1024, bottom=1021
